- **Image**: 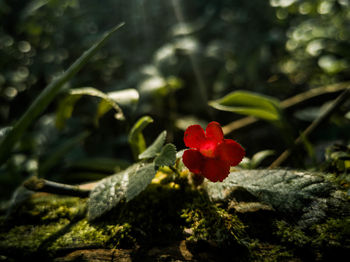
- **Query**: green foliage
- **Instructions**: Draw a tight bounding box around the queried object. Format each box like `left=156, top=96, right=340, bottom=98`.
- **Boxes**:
left=128, top=116, right=154, bottom=160
left=209, top=90, right=283, bottom=123
left=0, top=23, right=124, bottom=166
left=240, top=150, right=275, bottom=169
left=154, top=143, right=177, bottom=168
left=88, top=162, right=156, bottom=221
left=139, top=131, right=167, bottom=160
left=55, top=87, right=125, bottom=129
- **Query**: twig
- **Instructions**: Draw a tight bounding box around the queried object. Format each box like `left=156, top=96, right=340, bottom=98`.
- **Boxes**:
left=269, top=87, right=350, bottom=169
left=23, top=176, right=91, bottom=197
left=222, top=82, right=350, bottom=135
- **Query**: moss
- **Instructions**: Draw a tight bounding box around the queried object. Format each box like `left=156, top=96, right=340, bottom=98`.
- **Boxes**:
left=312, top=217, right=350, bottom=246
left=275, top=218, right=350, bottom=261
left=181, top=194, right=246, bottom=248
left=249, top=240, right=296, bottom=262
left=8, top=194, right=87, bottom=224
left=0, top=219, right=70, bottom=257
left=275, top=221, right=311, bottom=248
left=49, top=219, right=135, bottom=251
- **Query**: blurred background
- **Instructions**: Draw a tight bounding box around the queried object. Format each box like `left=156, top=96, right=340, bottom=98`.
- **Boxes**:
left=1, top=0, right=350, bottom=200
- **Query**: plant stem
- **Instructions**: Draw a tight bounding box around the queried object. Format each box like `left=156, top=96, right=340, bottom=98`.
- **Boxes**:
left=23, top=176, right=91, bottom=197
left=269, top=87, right=350, bottom=169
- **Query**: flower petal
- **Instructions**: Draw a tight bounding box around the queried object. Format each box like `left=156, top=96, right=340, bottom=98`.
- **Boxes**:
left=206, top=121, right=224, bottom=143
left=184, top=125, right=206, bottom=149
left=202, top=158, right=230, bottom=182
left=182, top=149, right=204, bottom=174
left=215, top=139, right=245, bottom=166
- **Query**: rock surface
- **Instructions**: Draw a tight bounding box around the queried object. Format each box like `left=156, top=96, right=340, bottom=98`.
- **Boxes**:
left=205, top=169, right=350, bottom=227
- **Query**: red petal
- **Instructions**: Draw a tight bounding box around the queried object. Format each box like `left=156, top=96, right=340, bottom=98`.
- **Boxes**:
left=202, top=158, right=230, bottom=182
left=206, top=121, right=224, bottom=143
left=184, top=125, right=206, bottom=149
left=182, top=149, right=204, bottom=174
left=215, top=139, right=245, bottom=166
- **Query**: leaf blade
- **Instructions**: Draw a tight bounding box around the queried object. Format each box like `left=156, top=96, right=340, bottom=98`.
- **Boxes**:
left=128, top=116, right=154, bottom=159
left=138, top=131, right=167, bottom=160
left=209, top=90, right=282, bottom=122
left=154, top=143, right=177, bottom=167
left=0, top=23, right=125, bottom=166
left=87, top=162, right=156, bottom=221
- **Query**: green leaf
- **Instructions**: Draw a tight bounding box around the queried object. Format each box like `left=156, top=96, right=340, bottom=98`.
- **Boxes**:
left=0, top=23, right=125, bottom=166
left=107, top=89, right=139, bottom=107
left=154, top=143, right=177, bottom=167
left=209, top=90, right=282, bottom=122
left=128, top=116, right=154, bottom=160
left=55, top=94, right=82, bottom=130
left=0, top=126, right=12, bottom=144
left=94, top=89, right=139, bottom=126
left=88, top=162, right=156, bottom=221
left=138, top=131, right=167, bottom=160
left=250, top=150, right=275, bottom=168
left=56, top=87, right=125, bottom=129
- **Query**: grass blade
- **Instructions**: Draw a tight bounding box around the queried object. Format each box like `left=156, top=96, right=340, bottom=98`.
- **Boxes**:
left=0, top=23, right=124, bottom=166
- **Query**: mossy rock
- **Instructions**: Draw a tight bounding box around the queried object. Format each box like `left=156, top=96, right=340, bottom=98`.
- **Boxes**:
left=0, top=181, right=248, bottom=261
left=0, top=169, right=349, bottom=261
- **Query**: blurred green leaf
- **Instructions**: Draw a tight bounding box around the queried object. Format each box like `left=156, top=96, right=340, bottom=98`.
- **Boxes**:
left=55, top=94, right=82, bottom=130
left=107, top=89, right=140, bottom=107
left=0, top=23, right=124, bottom=166
left=139, top=131, right=167, bottom=160
left=56, top=87, right=125, bottom=129
left=250, top=150, right=275, bottom=168
left=154, top=143, right=177, bottom=168
left=128, top=116, right=154, bottom=160
left=88, top=162, right=156, bottom=221
left=209, top=91, right=282, bottom=122
left=0, top=127, right=12, bottom=143
left=94, top=89, right=139, bottom=126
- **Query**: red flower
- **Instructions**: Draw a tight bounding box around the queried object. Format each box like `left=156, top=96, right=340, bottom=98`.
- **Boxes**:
left=182, top=121, right=245, bottom=182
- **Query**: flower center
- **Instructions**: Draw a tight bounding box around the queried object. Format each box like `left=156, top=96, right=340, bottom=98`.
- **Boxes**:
left=199, top=139, right=217, bottom=158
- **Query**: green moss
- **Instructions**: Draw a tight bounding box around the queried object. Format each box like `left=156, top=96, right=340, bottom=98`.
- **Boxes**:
left=249, top=240, right=295, bottom=262
left=49, top=219, right=135, bottom=251
left=275, top=218, right=350, bottom=260
left=275, top=220, right=311, bottom=248
left=0, top=219, right=70, bottom=256
left=8, top=194, right=87, bottom=224
left=181, top=194, right=246, bottom=248
left=311, top=217, right=350, bottom=248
